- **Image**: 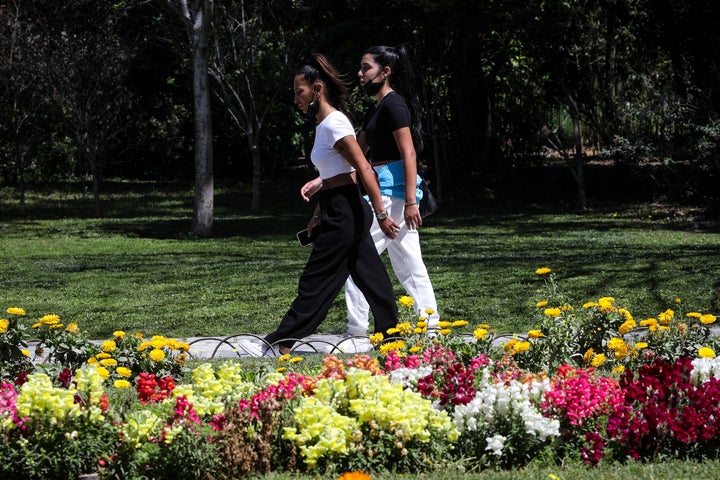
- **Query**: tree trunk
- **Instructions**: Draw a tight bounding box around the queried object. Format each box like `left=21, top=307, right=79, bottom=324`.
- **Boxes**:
left=249, top=134, right=262, bottom=211
left=190, top=0, right=214, bottom=236
left=572, top=114, right=586, bottom=208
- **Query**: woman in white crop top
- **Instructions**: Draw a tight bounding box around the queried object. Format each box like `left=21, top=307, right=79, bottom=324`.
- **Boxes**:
left=236, top=54, right=400, bottom=357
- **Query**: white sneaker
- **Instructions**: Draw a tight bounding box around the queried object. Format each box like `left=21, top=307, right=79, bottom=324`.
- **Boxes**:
left=235, top=338, right=278, bottom=358
left=336, top=335, right=373, bottom=354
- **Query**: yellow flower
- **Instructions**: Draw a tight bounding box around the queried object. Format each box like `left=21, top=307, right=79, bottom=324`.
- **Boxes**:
left=583, top=348, right=595, bottom=364
left=607, top=337, right=626, bottom=351
left=618, top=319, right=637, bottom=335
left=101, top=340, right=117, bottom=352
left=503, top=339, right=518, bottom=353
left=276, top=367, right=287, bottom=373
left=658, top=309, right=674, bottom=325
left=113, top=330, right=126, bottom=339
left=619, top=308, right=634, bottom=321
left=452, top=320, right=469, bottom=328
left=100, top=358, right=118, bottom=367
left=379, top=340, right=406, bottom=355
left=397, top=322, right=414, bottom=335
left=686, top=312, right=702, bottom=318
left=675, top=298, right=682, bottom=304
left=535, top=267, right=551, bottom=275
left=635, top=342, right=648, bottom=349
left=96, top=367, right=110, bottom=380
left=387, top=327, right=400, bottom=335
left=640, top=318, right=658, bottom=331
left=473, top=327, right=488, bottom=340
left=424, top=309, right=435, bottom=315
left=149, top=349, right=166, bottom=362
left=290, top=356, right=303, bottom=363
left=701, top=314, right=717, bottom=325
left=612, top=365, right=625, bottom=374
left=116, top=366, right=132, bottom=378
left=409, top=346, right=422, bottom=353
left=583, top=301, right=598, bottom=308
left=398, top=296, right=414, bottom=308
left=544, top=307, right=562, bottom=317
left=590, top=353, right=606, bottom=367
left=536, top=300, right=549, bottom=308
left=114, top=379, right=131, bottom=389
left=278, top=353, right=291, bottom=363
left=65, top=322, right=80, bottom=334
left=438, top=321, right=452, bottom=328
left=0, top=319, right=9, bottom=334
left=369, top=333, right=384, bottom=345
left=21, top=349, right=30, bottom=357
left=699, top=347, right=716, bottom=359
left=439, top=328, right=452, bottom=336
left=527, top=330, right=544, bottom=339
left=515, top=341, right=531, bottom=352
left=6, top=307, right=25, bottom=316
left=39, top=314, right=60, bottom=325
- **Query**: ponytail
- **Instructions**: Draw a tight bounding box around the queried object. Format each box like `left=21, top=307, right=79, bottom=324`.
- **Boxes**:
left=297, top=53, right=351, bottom=114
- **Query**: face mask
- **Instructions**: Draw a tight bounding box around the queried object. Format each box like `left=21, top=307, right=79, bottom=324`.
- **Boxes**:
left=301, top=88, right=320, bottom=120
left=361, top=70, right=385, bottom=96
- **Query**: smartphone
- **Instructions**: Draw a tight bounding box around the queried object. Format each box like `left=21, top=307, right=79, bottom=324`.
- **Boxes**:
left=296, top=228, right=319, bottom=247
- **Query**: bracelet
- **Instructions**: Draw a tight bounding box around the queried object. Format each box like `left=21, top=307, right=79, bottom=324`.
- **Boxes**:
left=312, top=215, right=320, bottom=218
left=405, top=202, right=417, bottom=207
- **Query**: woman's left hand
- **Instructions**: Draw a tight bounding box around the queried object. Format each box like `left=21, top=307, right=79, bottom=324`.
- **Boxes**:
left=404, top=203, right=422, bottom=230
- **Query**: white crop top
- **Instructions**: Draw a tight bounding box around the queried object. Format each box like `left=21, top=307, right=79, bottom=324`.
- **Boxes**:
left=310, top=110, right=357, bottom=179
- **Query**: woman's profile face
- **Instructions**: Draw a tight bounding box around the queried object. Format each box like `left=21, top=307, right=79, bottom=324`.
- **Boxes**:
left=293, top=74, right=315, bottom=113
left=358, top=54, right=382, bottom=87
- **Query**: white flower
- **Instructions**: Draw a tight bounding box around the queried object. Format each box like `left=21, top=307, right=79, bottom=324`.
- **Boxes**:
left=485, top=434, right=506, bottom=456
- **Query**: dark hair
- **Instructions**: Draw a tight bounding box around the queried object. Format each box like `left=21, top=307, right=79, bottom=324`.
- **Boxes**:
left=296, top=53, right=351, bottom=115
left=363, top=45, right=424, bottom=152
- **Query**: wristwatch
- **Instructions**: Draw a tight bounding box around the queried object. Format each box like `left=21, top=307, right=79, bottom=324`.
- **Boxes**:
left=376, top=210, right=388, bottom=221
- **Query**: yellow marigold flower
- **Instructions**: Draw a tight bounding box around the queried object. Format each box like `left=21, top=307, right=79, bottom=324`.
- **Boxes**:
left=612, top=365, right=625, bottom=374
left=535, top=267, right=551, bottom=275
left=640, top=318, right=658, bottom=330
left=379, top=340, right=406, bottom=355
left=113, top=330, right=126, bottom=339
left=416, top=320, right=427, bottom=328
left=699, top=347, right=716, bottom=359
left=635, top=342, right=648, bottom=349
left=116, top=367, right=132, bottom=378
left=0, top=319, right=9, bottom=334
left=452, top=320, right=469, bottom=328
left=278, top=353, right=291, bottom=363
left=675, top=298, right=681, bottom=304
left=149, top=348, right=166, bottom=362
left=607, top=337, right=626, bottom=351
left=87, top=357, right=98, bottom=365
left=515, top=341, right=531, bottom=352
left=414, top=327, right=424, bottom=334
left=369, top=333, right=384, bottom=345
left=544, top=307, right=562, bottom=317
left=398, top=296, right=415, bottom=308
left=657, top=325, right=670, bottom=334
left=290, top=356, right=303, bottom=364
left=49, top=323, right=64, bottom=330
left=6, top=307, right=25, bottom=316
left=701, top=314, right=717, bottom=325
left=114, top=379, right=131, bottom=389
left=686, top=312, right=702, bottom=318
left=473, top=327, right=489, bottom=340
left=100, top=358, right=118, bottom=367
left=96, top=352, right=111, bottom=359
left=598, top=297, right=617, bottom=313
left=583, top=348, right=595, bottom=364
left=276, top=367, right=287, bottom=373
left=396, top=322, right=415, bottom=335
left=590, top=353, right=606, bottom=367
left=21, top=349, right=30, bottom=357
left=96, top=367, right=110, bottom=380
left=39, top=314, right=60, bottom=324
left=477, top=323, right=490, bottom=329
left=536, top=300, right=549, bottom=308
left=527, top=330, right=544, bottom=339
left=425, top=309, right=435, bottom=315
left=619, top=319, right=637, bottom=335
left=387, top=327, right=400, bottom=335
left=439, top=328, right=452, bottom=336
left=338, top=471, right=372, bottom=480
left=613, top=343, right=628, bottom=360
left=65, top=322, right=80, bottom=334
left=101, top=340, right=117, bottom=353
left=658, top=309, right=674, bottom=325
left=619, top=308, right=634, bottom=321
left=409, top=346, right=422, bottom=353
left=438, top=321, right=452, bottom=328
left=503, top=339, right=518, bottom=353
left=583, top=301, right=598, bottom=308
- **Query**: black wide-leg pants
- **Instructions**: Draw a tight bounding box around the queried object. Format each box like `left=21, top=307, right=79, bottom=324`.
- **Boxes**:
left=265, top=184, right=398, bottom=349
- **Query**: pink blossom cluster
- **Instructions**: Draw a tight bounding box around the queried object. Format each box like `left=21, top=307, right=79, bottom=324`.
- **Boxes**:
left=233, top=372, right=309, bottom=423
left=412, top=346, right=490, bottom=407
left=0, top=383, right=17, bottom=416
left=541, top=364, right=623, bottom=428
left=136, top=372, right=176, bottom=404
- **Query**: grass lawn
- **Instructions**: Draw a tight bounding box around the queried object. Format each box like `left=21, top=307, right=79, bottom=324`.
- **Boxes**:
left=1, top=178, right=719, bottom=340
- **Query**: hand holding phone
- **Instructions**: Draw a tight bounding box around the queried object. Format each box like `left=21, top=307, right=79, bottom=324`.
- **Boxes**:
left=296, top=228, right=319, bottom=247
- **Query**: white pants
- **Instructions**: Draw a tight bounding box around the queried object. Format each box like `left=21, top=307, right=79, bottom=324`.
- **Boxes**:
left=344, top=195, right=439, bottom=335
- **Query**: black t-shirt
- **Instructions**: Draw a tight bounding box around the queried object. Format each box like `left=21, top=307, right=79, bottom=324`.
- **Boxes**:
left=363, top=92, right=411, bottom=163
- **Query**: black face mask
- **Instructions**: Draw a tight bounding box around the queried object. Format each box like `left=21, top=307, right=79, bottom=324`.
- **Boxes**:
left=361, top=71, right=385, bottom=96
left=301, top=89, right=320, bottom=120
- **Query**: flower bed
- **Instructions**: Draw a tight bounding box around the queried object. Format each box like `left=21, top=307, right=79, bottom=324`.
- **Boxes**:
left=1, top=268, right=719, bottom=479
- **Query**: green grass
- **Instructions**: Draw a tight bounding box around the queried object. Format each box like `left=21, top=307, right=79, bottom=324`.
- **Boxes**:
left=1, top=178, right=719, bottom=340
